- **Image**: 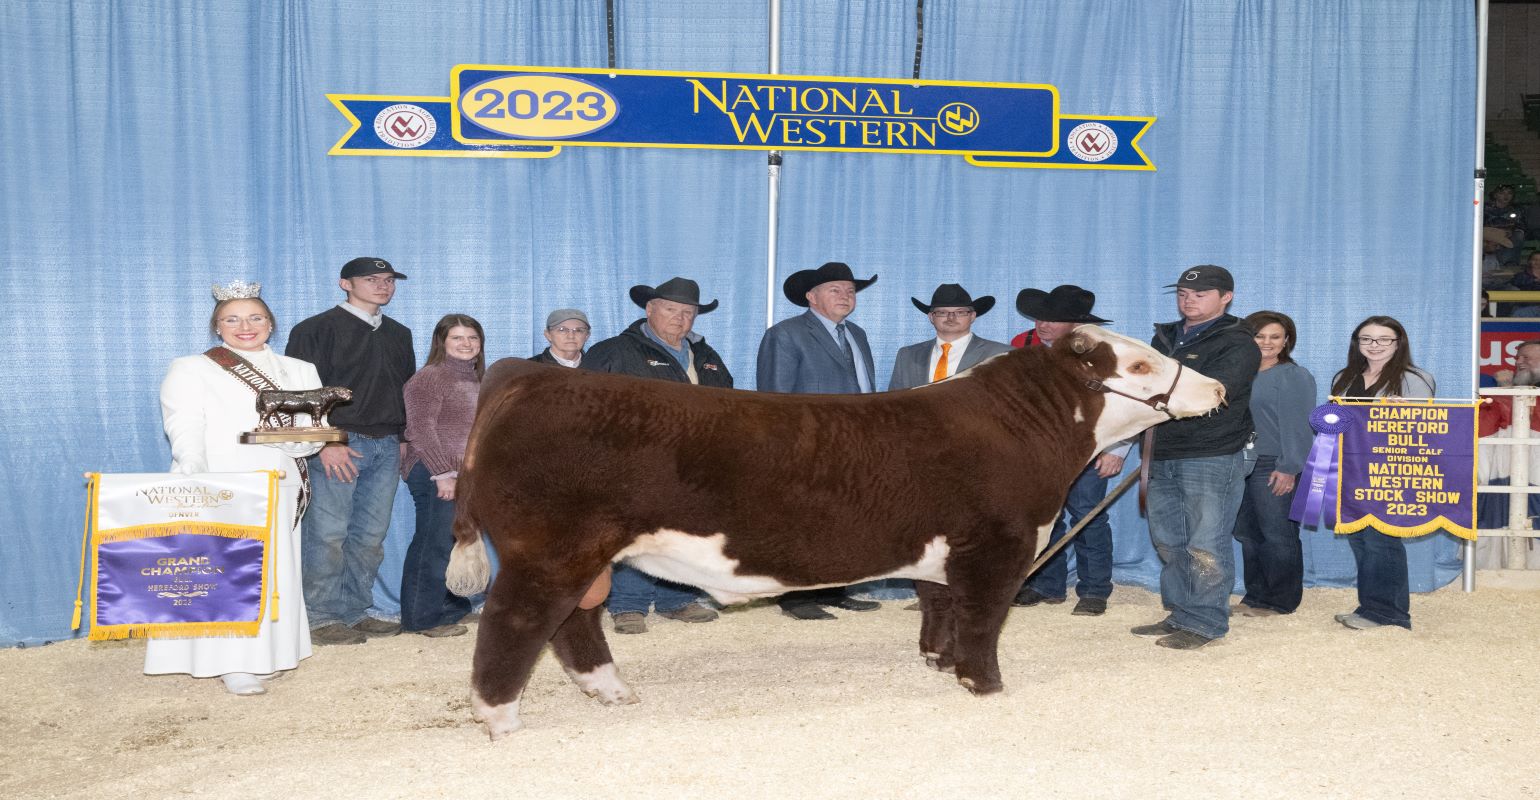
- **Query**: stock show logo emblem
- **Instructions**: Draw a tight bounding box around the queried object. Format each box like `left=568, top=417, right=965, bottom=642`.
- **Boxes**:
left=373, top=104, right=437, bottom=148
left=1065, top=122, right=1117, bottom=162
left=937, top=102, right=980, bottom=136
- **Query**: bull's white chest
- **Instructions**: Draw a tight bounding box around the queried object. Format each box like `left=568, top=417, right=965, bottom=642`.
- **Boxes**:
left=613, top=530, right=952, bottom=606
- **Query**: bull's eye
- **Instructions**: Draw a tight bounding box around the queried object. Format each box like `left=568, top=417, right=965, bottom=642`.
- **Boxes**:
left=1127, top=361, right=1151, bottom=375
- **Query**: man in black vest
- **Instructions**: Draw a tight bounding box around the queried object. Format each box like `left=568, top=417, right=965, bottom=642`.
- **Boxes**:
left=287, top=257, right=416, bottom=646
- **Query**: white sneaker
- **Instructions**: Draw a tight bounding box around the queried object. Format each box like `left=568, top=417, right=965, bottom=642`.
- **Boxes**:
left=221, top=673, right=267, bottom=695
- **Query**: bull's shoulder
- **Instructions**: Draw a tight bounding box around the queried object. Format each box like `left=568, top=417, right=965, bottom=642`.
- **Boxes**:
left=481, top=357, right=552, bottom=396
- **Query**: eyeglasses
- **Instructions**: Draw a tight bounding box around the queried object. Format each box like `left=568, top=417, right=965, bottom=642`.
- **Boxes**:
left=929, top=309, right=975, bottom=320
left=218, top=315, right=270, bottom=327
left=550, top=326, right=590, bottom=336
left=1355, top=336, right=1398, bottom=347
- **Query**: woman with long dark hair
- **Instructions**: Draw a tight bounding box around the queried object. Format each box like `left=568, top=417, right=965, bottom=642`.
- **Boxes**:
left=1329, top=316, right=1435, bottom=630
left=1232, top=311, right=1316, bottom=617
left=399, top=314, right=486, bottom=637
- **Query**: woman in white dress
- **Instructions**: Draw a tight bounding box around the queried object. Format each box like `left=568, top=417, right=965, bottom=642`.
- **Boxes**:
left=146, top=281, right=323, bottom=695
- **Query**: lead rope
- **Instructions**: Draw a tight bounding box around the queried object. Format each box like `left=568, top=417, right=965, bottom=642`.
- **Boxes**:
left=1023, top=469, right=1140, bottom=579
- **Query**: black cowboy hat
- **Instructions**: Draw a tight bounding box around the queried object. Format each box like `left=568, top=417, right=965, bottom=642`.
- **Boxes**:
left=629, top=277, right=719, bottom=314
left=911, top=283, right=995, bottom=316
left=782, top=262, right=878, bottom=307
left=1015, top=284, right=1110, bottom=324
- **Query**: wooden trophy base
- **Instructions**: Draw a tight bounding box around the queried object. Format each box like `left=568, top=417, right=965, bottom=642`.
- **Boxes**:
left=240, top=427, right=350, bottom=445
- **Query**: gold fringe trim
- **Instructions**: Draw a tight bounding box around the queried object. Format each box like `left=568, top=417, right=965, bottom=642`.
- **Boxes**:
left=95, top=522, right=267, bottom=543
left=1335, top=514, right=1475, bottom=540
left=88, top=620, right=261, bottom=641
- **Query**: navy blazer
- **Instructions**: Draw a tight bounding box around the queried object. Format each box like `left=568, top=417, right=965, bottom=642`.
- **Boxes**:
left=756, top=310, right=876, bottom=394
left=887, top=335, right=1012, bottom=391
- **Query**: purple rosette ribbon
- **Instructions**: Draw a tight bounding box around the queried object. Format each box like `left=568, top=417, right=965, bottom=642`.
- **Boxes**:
left=1290, top=404, right=1356, bottom=529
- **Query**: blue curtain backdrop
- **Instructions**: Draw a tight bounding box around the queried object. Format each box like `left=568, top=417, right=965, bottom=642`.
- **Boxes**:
left=0, top=1, right=1475, bottom=646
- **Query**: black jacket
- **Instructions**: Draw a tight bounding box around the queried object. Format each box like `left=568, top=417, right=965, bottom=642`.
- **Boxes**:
left=582, top=318, right=734, bottom=388
left=1149, top=314, right=1260, bottom=460
left=530, top=347, right=581, bottom=366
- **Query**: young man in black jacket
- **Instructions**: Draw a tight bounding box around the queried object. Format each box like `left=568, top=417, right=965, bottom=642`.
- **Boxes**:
left=582, top=277, right=731, bottom=633
left=1131, top=265, right=1260, bottom=650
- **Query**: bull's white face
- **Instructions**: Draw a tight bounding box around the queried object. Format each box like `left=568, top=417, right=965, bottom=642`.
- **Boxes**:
left=1064, top=326, right=1226, bottom=449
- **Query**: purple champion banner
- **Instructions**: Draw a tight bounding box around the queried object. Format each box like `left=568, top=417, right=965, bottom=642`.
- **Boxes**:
left=1296, top=402, right=1477, bottom=538
left=95, top=533, right=266, bottom=627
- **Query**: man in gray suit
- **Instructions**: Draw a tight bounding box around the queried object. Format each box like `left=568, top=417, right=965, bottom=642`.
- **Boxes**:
left=888, top=283, right=1011, bottom=391
left=757, top=261, right=883, bottom=620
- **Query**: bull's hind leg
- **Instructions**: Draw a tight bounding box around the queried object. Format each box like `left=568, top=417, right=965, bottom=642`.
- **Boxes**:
left=470, top=568, right=581, bottom=740
left=550, top=603, right=637, bottom=706
left=915, top=579, right=956, bottom=673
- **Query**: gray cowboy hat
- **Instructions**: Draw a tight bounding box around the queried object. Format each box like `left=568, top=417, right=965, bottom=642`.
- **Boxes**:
left=911, top=283, right=996, bottom=316
left=629, top=277, right=719, bottom=314
left=782, top=261, right=878, bottom=307
left=1015, top=284, right=1111, bottom=324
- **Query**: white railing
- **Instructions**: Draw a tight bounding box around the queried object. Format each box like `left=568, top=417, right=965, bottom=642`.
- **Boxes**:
left=1475, top=386, right=1540, bottom=579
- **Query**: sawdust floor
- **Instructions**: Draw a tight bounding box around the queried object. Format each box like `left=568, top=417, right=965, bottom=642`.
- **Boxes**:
left=3, top=585, right=1537, bottom=800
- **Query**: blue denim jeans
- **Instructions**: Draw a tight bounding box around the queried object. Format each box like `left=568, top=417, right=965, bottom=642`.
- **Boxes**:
left=1028, top=464, right=1114, bottom=600
left=607, top=563, right=701, bottom=615
left=1347, top=529, right=1412, bottom=629
left=1231, top=455, right=1304, bottom=613
left=1146, top=450, right=1246, bottom=639
left=400, top=463, right=474, bottom=631
left=301, top=434, right=401, bottom=628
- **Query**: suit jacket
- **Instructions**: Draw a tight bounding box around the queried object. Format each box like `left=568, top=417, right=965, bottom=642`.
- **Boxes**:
left=756, top=310, right=876, bottom=394
left=887, top=335, right=1012, bottom=391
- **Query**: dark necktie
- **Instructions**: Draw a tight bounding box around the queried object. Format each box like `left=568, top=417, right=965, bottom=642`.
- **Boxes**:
left=836, top=322, right=861, bottom=389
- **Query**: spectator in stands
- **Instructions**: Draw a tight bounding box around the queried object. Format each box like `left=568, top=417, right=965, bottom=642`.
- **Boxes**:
left=1486, top=185, right=1527, bottom=267
left=1329, top=316, right=1435, bottom=631
left=1231, top=311, right=1316, bottom=618
left=1501, top=253, right=1540, bottom=317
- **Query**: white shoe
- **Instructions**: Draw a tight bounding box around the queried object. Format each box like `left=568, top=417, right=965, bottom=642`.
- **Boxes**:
left=221, top=673, right=267, bottom=695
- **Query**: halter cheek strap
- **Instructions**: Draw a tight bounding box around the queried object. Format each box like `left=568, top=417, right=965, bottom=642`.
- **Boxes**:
left=1082, top=360, right=1186, bottom=515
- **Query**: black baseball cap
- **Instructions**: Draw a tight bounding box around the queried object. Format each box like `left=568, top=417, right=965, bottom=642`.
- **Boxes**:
left=1166, top=264, right=1233, bottom=292
left=340, top=257, right=408, bottom=280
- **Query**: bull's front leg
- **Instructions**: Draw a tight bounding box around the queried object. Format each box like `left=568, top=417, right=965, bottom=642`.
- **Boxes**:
left=945, top=532, right=1036, bottom=696
left=914, top=579, right=956, bottom=673
left=470, top=568, right=582, bottom=740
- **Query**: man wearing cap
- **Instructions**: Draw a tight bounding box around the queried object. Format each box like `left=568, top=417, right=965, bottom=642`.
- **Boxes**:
left=1009, top=285, right=1131, bottom=617
left=1131, top=265, right=1260, bottom=650
left=286, top=257, right=416, bottom=646
left=756, top=261, right=883, bottom=620
left=583, top=277, right=731, bottom=634
left=532, top=308, right=591, bottom=366
left=888, top=283, right=1011, bottom=391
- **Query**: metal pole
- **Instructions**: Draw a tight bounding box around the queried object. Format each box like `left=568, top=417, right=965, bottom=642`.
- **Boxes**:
left=1465, top=0, right=1490, bottom=592
left=765, top=0, right=783, bottom=330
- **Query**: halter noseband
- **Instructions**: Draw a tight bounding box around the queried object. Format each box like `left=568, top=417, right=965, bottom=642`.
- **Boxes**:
left=1085, top=361, right=1184, bottom=420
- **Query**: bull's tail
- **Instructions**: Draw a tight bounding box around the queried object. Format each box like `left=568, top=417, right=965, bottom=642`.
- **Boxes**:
left=446, top=508, right=492, bottom=597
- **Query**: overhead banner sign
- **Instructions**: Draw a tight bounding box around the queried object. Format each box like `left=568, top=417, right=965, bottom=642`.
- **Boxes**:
left=1291, top=402, right=1478, bottom=539
left=329, top=65, right=1154, bottom=170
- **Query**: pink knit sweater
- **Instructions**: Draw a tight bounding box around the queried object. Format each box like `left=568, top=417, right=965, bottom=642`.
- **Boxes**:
left=400, top=357, right=480, bottom=478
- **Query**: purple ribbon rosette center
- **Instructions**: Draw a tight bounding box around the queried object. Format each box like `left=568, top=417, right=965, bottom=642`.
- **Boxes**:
left=1289, top=403, right=1356, bottom=529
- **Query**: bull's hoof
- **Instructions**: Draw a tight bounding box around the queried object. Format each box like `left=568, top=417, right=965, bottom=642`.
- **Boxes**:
left=958, top=675, right=1004, bottom=696
left=924, top=655, right=956, bottom=674
left=565, top=663, right=640, bottom=706
left=471, top=690, right=523, bottom=740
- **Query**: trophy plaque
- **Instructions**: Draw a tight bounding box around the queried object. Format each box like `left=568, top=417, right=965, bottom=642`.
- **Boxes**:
left=239, top=387, right=353, bottom=444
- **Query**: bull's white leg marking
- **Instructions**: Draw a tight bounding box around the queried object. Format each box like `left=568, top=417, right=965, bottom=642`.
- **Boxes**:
left=471, top=688, right=523, bottom=741
left=563, top=662, right=638, bottom=706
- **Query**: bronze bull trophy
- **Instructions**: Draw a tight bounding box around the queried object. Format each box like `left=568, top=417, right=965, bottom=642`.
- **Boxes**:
left=239, top=386, right=353, bottom=444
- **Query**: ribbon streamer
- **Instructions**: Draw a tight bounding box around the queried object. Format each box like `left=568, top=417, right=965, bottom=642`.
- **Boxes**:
left=1290, top=404, right=1355, bottom=529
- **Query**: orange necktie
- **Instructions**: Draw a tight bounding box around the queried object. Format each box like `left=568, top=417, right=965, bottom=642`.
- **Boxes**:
left=933, top=342, right=951, bottom=383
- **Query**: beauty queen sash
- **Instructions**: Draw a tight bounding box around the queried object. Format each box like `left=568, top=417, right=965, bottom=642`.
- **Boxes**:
left=203, top=346, right=311, bottom=524
left=73, top=471, right=279, bottom=639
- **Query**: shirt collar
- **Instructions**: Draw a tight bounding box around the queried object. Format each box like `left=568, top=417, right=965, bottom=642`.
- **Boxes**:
left=553, top=352, right=581, bottom=368
left=936, top=332, right=973, bottom=352
left=337, top=301, right=383, bottom=330
left=641, top=322, right=690, bottom=366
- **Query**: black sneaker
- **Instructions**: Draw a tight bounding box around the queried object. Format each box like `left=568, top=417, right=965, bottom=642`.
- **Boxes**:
left=824, top=596, right=880, bottom=612
left=781, top=603, right=837, bottom=621
left=351, top=617, right=401, bottom=638
left=1012, top=586, right=1066, bottom=607
left=1071, top=597, right=1108, bottom=616
left=311, top=623, right=366, bottom=646
left=1130, top=620, right=1179, bottom=637
left=1155, top=630, right=1216, bottom=650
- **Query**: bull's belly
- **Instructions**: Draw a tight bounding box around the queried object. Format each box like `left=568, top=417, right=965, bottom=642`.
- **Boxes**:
left=614, top=530, right=951, bottom=606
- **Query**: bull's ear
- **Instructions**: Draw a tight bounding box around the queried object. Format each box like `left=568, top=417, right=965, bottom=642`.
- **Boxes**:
left=1068, top=333, right=1094, bottom=354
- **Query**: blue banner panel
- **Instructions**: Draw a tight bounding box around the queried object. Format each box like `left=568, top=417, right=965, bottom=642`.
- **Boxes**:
left=328, top=95, right=557, bottom=158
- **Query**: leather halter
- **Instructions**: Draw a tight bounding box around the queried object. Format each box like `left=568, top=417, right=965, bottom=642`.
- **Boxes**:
left=1082, top=359, right=1186, bottom=515
left=1084, top=360, right=1184, bottom=420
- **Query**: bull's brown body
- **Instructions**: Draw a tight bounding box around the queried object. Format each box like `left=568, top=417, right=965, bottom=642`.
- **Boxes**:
left=446, top=327, right=1223, bottom=738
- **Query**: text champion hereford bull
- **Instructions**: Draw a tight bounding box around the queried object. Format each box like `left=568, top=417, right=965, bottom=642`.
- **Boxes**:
left=445, top=326, right=1224, bottom=739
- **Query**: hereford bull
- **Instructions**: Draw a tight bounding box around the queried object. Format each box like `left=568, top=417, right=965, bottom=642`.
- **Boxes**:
left=445, top=325, right=1224, bottom=739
